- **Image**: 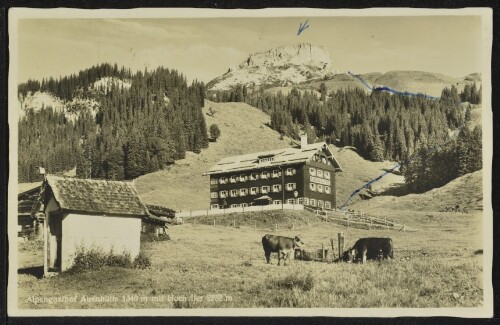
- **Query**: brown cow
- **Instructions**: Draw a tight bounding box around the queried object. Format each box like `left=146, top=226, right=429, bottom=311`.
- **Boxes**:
left=262, top=234, right=304, bottom=266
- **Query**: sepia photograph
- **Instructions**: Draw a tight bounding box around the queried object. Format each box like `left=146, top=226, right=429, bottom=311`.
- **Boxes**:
left=7, top=8, right=493, bottom=317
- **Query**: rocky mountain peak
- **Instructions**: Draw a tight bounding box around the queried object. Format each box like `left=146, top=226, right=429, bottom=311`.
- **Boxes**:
left=208, top=43, right=334, bottom=91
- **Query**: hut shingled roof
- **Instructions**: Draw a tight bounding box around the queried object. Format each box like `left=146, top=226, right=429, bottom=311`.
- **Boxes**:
left=44, top=175, right=149, bottom=217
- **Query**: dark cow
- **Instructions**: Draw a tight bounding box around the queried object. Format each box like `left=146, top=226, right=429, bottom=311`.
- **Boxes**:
left=262, top=234, right=304, bottom=266
left=342, top=237, right=394, bottom=264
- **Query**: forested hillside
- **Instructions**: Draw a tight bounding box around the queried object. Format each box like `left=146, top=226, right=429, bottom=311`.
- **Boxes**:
left=18, top=64, right=207, bottom=182
left=210, top=83, right=482, bottom=192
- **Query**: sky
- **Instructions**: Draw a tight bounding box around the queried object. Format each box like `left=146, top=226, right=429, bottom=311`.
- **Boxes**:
left=16, top=15, right=482, bottom=84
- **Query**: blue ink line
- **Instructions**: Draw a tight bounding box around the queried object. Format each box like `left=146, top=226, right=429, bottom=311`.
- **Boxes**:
left=339, top=124, right=465, bottom=210
left=297, top=19, right=310, bottom=35
left=348, top=71, right=439, bottom=100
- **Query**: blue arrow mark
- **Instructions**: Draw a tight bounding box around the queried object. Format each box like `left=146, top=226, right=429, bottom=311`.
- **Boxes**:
left=297, top=19, right=310, bottom=35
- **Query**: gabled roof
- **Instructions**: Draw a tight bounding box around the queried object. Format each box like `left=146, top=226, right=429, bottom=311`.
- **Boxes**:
left=44, top=175, right=149, bottom=217
left=204, top=142, right=343, bottom=175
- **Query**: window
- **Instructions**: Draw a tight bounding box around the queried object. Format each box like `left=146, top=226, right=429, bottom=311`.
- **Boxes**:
left=273, top=200, right=282, bottom=205
left=324, top=171, right=330, bottom=179
left=210, top=178, right=218, bottom=185
left=310, top=199, right=316, bottom=207
left=318, top=200, right=324, bottom=209
left=250, top=173, right=259, bottom=180
left=210, top=192, right=218, bottom=199
left=230, top=204, right=239, bottom=208
left=230, top=175, right=237, bottom=183
left=211, top=204, right=219, bottom=209
left=239, top=174, right=247, bottom=182
left=309, top=167, right=316, bottom=176
left=240, top=188, right=248, bottom=196
left=250, top=187, right=258, bottom=195
left=317, top=184, right=323, bottom=193
left=325, top=201, right=331, bottom=209
left=230, top=189, right=238, bottom=197
left=304, top=198, right=309, bottom=206
left=261, top=186, right=270, bottom=194
left=322, top=157, right=327, bottom=164
left=286, top=183, right=296, bottom=191
left=287, top=198, right=295, bottom=204
left=297, top=198, right=304, bottom=205
left=261, top=171, right=269, bottom=179
left=219, top=177, right=228, bottom=184
left=310, top=183, right=316, bottom=191
left=317, top=169, right=323, bottom=178
left=219, top=190, right=228, bottom=198
left=285, top=167, right=295, bottom=176
left=272, top=170, right=281, bottom=178
left=259, top=157, right=274, bottom=163
left=325, top=186, right=331, bottom=194
left=241, top=203, right=248, bottom=208
left=272, top=184, right=282, bottom=193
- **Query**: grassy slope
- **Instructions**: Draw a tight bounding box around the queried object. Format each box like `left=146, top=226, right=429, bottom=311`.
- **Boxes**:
left=290, top=71, right=479, bottom=98
left=18, top=207, right=483, bottom=308
left=135, top=100, right=404, bottom=211
left=135, top=100, right=292, bottom=211
left=351, top=170, right=483, bottom=215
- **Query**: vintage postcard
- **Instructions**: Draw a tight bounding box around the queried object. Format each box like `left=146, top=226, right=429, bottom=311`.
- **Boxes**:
left=8, top=7, right=493, bottom=317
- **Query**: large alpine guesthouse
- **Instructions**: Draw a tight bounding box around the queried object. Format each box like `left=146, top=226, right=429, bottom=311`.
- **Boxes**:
left=204, top=135, right=343, bottom=210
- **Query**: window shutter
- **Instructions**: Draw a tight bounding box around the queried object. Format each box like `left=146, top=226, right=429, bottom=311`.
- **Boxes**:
left=293, top=169, right=296, bottom=175
left=293, top=183, right=297, bottom=190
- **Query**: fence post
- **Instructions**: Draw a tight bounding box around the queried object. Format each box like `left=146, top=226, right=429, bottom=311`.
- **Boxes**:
left=322, top=243, right=325, bottom=260
left=330, top=237, right=335, bottom=260
left=275, top=224, right=278, bottom=232
left=338, top=232, right=344, bottom=262
left=213, top=218, right=216, bottom=226
left=233, top=219, right=236, bottom=227
left=385, top=217, right=387, bottom=229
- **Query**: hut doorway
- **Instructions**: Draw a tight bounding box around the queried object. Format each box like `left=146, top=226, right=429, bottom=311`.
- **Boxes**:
left=47, top=211, right=62, bottom=271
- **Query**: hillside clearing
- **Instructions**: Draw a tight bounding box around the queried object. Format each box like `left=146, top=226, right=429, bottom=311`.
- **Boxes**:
left=134, top=100, right=404, bottom=211
left=351, top=170, right=483, bottom=214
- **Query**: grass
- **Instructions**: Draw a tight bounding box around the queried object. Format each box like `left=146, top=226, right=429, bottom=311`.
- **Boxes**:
left=17, top=209, right=483, bottom=309
left=352, top=170, right=483, bottom=214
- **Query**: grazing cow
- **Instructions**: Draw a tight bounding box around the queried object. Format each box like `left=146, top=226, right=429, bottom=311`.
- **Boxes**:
left=262, top=234, right=304, bottom=266
left=342, top=237, right=394, bottom=264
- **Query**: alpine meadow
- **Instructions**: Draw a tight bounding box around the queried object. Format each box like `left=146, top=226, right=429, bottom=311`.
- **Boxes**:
left=11, top=12, right=492, bottom=316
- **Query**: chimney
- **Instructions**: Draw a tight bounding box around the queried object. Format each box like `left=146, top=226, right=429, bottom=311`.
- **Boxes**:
left=301, top=134, right=308, bottom=149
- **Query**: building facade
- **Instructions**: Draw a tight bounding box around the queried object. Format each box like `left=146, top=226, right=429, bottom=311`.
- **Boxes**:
left=204, top=136, right=342, bottom=210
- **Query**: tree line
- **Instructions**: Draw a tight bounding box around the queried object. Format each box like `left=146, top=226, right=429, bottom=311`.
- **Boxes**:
left=401, top=107, right=482, bottom=192
left=210, top=84, right=468, bottom=162
left=18, top=64, right=207, bottom=182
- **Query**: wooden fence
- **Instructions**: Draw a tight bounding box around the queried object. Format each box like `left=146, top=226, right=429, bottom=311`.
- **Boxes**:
left=176, top=203, right=304, bottom=218
left=304, top=207, right=420, bottom=232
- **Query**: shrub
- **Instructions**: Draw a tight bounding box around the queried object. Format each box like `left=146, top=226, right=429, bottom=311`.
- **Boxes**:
left=209, top=124, right=221, bottom=140
left=141, top=233, right=171, bottom=243
left=272, top=273, right=315, bottom=291
left=68, top=246, right=147, bottom=273
left=133, top=252, right=151, bottom=269
left=18, top=238, right=43, bottom=252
